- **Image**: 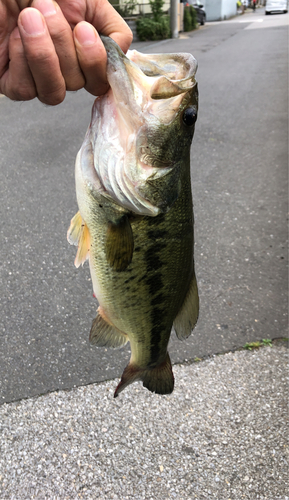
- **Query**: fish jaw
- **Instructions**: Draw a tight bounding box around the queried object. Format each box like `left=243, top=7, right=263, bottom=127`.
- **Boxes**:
left=78, top=36, right=198, bottom=217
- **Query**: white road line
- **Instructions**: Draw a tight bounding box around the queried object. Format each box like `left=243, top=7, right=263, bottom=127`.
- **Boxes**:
left=245, top=13, right=289, bottom=29
left=239, top=18, right=263, bottom=22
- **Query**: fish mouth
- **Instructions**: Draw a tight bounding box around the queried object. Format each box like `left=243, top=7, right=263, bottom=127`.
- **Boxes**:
left=79, top=37, right=198, bottom=216
left=102, top=35, right=197, bottom=127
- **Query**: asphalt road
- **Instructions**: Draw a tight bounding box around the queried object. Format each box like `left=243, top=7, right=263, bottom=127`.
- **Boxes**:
left=0, top=8, right=288, bottom=404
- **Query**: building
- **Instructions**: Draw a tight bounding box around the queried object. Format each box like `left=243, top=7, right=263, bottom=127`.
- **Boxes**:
left=204, top=0, right=237, bottom=21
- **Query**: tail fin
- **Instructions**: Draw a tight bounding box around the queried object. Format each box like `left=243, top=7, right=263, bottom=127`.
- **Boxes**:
left=114, top=353, right=174, bottom=397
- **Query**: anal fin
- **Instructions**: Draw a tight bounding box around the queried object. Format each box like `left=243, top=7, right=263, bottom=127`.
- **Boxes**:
left=89, top=309, right=128, bottom=348
left=67, top=212, right=90, bottom=268
left=114, top=353, right=174, bottom=397
left=173, top=273, right=199, bottom=340
left=106, top=215, right=134, bottom=272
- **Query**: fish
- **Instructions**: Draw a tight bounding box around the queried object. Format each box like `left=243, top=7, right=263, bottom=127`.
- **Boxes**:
left=67, top=36, right=199, bottom=397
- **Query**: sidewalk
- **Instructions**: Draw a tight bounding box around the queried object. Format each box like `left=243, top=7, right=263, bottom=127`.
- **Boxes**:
left=0, top=342, right=287, bottom=499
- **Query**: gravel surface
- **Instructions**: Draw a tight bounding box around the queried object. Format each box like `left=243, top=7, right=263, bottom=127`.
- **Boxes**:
left=0, top=343, right=288, bottom=499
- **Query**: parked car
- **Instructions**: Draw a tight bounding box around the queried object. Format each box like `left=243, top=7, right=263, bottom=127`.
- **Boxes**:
left=265, top=0, right=288, bottom=14
left=182, top=0, right=206, bottom=25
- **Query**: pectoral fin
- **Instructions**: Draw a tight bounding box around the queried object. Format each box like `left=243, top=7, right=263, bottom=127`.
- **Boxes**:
left=173, top=273, right=199, bottom=340
left=67, top=212, right=90, bottom=268
left=89, top=309, right=128, bottom=348
left=106, top=215, right=134, bottom=272
left=67, top=211, right=83, bottom=246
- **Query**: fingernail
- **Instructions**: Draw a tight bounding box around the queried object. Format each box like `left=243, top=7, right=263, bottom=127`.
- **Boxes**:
left=75, top=22, right=97, bottom=47
left=20, top=9, right=46, bottom=36
left=33, top=0, right=57, bottom=17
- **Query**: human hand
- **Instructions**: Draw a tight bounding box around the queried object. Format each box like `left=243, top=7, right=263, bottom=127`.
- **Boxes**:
left=0, top=0, right=132, bottom=105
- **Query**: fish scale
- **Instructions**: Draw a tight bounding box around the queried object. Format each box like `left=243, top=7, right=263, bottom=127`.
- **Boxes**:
left=67, top=36, right=199, bottom=397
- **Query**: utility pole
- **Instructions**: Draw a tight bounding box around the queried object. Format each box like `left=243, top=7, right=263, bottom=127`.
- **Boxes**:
left=170, top=0, right=179, bottom=38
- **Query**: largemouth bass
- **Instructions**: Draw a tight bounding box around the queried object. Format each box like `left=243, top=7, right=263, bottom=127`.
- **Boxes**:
left=68, top=36, right=199, bottom=397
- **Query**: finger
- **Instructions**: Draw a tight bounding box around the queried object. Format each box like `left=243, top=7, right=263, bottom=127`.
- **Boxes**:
left=89, top=0, right=133, bottom=54
left=31, top=0, right=85, bottom=91
left=56, top=0, right=133, bottom=54
left=17, top=1, right=34, bottom=8
left=18, top=7, right=66, bottom=105
left=0, top=27, right=37, bottom=101
left=74, top=22, right=109, bottom=97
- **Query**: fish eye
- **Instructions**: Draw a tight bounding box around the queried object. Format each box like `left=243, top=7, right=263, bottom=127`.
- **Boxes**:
left=182, top=107, right=197, bottom=127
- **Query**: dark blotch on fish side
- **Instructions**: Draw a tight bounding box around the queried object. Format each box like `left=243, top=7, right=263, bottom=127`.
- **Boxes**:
left=124, top=276, right=136, bottom=284
left=145, top=242, right=166, bottom=273
left=150, top=304, right=167, bottom=363
left=147, top=229, right=168, bottom=240
left=146, top=273, right=163, bottom=295
left=150, top=311, right=167, bottom=365
left=145, top=239, right=168, bottom=364
left=146, top=253, right=162, bottom=272
left=151, top=293, right=165, bottom=306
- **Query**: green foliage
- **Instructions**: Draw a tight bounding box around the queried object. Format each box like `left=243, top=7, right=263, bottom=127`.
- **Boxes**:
left=149, top=0, right=165, bottom=21
left=244, top=339, right=273, bottom=350
left=244, top=341, right=262, bottom=350
left=136, top=0, right=170, bottom=41
left=183, top=5, right=198, bottom=32
left=114, top=0, right=137, bottom=17
left=262, top=338, right=272, bottom=347
left=136, top=15, right=170, bottom=41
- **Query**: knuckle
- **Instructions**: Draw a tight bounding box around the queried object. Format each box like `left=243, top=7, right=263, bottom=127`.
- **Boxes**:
left=8, top=86, right=37, bottom=102
left=38, top=87, right=66, bottom=106
left=85, top=81, right=109, bottom=97
left=28, top=48, right=55, bottom=66
left=125, top=26, right=134, bottom=47
left=65, top=73, right=85, bottom=92
left=49, top=24, right=70, bottom=41
left=66, top=81, right=83, bottom=92
left=118, top=23, right=133, bottom=52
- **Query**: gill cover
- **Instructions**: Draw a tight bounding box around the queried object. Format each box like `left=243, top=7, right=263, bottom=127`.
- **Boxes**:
left=78, top=36, right=198, bottom=216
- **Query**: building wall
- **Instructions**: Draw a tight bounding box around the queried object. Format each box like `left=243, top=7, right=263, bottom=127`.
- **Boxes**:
left=204, top=0, right=221, bottom=21
left=205, top=0, right=237, bottom=21
left=221, top=0, right=237, bottom=19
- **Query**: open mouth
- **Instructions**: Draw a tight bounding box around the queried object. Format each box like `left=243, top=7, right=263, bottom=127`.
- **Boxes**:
left=79, top=38, right=198, bottom=217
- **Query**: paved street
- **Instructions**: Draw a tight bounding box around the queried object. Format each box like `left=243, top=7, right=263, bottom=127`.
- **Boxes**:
left=0, top=8, right=288, bottom=403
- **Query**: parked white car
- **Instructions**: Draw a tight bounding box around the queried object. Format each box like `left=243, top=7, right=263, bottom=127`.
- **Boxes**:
left=265, top=0, right=288, bottom=14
